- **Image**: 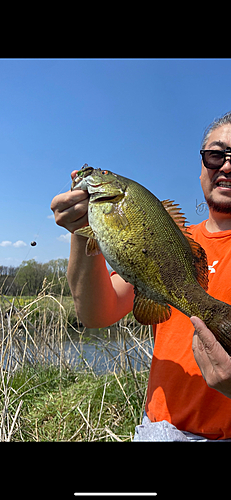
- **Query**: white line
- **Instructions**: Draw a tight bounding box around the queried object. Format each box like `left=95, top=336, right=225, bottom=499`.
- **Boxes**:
left=74, top=494, right=157, bottom=497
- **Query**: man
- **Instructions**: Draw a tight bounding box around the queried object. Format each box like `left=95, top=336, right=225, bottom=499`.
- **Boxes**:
left=51, top=111, right=231, bottom=441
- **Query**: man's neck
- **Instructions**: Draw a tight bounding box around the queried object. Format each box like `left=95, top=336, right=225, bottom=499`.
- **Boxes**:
left=206, top=210, right=231, bottom=232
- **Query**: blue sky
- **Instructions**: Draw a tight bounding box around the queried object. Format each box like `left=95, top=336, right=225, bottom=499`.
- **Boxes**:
left=1, top=58, right=231, bottom=268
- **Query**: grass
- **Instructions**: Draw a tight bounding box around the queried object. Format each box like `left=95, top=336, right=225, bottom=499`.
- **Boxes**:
left=4, top=292, right=77, bottom=326
left=0, top=279, right=153, bottom=441
left=2, top=365, right=148, bottom=441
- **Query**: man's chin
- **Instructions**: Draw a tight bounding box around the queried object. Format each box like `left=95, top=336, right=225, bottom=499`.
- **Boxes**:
left=205, top=195, right=231, bottom=214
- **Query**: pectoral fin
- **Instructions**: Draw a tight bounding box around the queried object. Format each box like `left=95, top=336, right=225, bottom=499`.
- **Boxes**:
left=74, top=225, right=96, bottom=239
left=133, top=290, right=172, bottom=325
left=86, top=238, right=101, bottom=256
left=74, top=226, right=101, bottom=256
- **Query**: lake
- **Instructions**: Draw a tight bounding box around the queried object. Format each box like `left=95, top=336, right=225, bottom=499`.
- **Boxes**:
left=1, top=317, right=154, bottom=374
left=64, top=325, right=154, bottom=374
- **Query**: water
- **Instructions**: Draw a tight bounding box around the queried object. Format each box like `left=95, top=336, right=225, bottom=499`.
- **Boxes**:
left=1, top=320, right=153, bottom=374
left=64, top=326, right=153, bottom=374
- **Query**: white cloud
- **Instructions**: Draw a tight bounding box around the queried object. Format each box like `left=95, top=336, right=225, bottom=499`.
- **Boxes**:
left=57, top=233, right=71, bottom=243
left=0, top=240, right=27, bottom=248
left=0, top=240, right=12, bottom=247
left=47, top=214, right=55, bottom=219
left=13, top=240, right=27, bottom=248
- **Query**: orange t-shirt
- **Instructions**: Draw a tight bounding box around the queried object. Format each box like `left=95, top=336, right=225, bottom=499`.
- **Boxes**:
left=145, top=220, right=231, bottom=439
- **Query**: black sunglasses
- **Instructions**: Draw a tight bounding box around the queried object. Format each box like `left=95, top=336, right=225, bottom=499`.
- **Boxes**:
left=200, top=147, right=231, bottom=169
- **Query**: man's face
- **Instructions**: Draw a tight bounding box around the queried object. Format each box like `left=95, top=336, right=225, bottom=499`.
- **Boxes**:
left=200, top=124, right=231, bottom=213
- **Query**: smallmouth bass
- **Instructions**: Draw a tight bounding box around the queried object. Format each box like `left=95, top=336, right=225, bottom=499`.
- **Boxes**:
left=72, top=164, right=231, bottom=355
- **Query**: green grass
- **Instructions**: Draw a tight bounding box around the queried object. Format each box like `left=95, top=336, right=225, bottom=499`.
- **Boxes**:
left=3, top=364, right=148, bottom=441
left=4, top=294, right=77, bottom=325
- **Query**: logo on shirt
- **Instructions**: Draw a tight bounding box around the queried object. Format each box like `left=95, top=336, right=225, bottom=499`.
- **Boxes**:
left=208, top=260, right=219, bottom=274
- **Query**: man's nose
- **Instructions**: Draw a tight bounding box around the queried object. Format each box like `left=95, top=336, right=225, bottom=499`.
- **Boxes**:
left=222, top=157, right=231, bottom=172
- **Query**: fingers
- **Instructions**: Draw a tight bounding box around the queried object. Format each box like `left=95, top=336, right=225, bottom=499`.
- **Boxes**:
left=191, top=316, right=223, bottom=374
left=191, top=316, right=230, bottom=365
left=191, top=316, right=217, bottom=356
left=50, top=189, right=89, bottom=234
left=51, top=188, right=87, bottom=212
left=71, top=170, right=78, bottom=180
left=191, top=317, right=213, bottom=381
left=190, top=316, right=231, bottom=396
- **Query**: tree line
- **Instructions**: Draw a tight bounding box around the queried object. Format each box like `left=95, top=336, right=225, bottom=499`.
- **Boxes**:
left=0, top=259, right=70, bottom=296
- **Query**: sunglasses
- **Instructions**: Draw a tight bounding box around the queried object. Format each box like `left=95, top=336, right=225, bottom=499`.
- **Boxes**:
left=200, top=147, right=231, bottom=169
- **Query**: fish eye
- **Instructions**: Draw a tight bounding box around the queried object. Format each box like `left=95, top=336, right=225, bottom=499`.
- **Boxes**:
left=101, top=170, right=108, bottom=175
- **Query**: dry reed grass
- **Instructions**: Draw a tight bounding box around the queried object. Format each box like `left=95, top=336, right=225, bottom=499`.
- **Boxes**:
left=0, top=279, right=153, bottom=441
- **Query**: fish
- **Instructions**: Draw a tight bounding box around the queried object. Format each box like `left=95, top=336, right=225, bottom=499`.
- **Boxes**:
left=71, top=164, right=231, bottom=355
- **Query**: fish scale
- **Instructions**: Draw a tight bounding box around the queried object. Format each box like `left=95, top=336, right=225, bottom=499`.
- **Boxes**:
left=72, top=165, right=231, bottom=355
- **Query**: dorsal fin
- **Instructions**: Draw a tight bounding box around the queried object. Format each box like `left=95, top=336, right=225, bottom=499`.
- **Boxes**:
left=161, top=199, right=208, bottom=291
left=161, top=199, right=188, bottom=231
left=186, top=235, right=209, bottom=290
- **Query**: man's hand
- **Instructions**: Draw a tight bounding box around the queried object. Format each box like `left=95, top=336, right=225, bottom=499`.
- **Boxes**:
left=191, top=316, right=231, bottom=399
left=50, top=170, right=89, bottom=233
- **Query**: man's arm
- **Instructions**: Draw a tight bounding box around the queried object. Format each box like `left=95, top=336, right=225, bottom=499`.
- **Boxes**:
left=51, top=175, right=134, bottom=328
left=191, top=316, right=231, bottom=399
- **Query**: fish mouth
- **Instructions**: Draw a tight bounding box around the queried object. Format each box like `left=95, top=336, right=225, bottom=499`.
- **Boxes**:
left=91, top=193, right=124, bottom=203
left=88, top=183, right=103, bottom=188
left=88, top=181, right=110, bottom=188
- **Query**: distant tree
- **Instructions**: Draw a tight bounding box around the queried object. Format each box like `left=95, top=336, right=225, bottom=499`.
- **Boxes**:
left=15, top=260, right=47, bottom=296
left=46, top=258, right=69, bottom=295
left=47, top=258, right=68, bottom=276
left=1, top=258, right=71, bottom=296
left=0, top=265, right=19, bottom=295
